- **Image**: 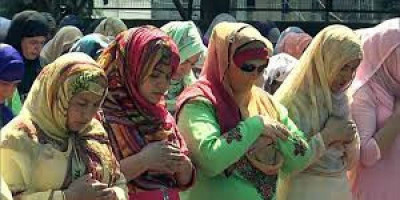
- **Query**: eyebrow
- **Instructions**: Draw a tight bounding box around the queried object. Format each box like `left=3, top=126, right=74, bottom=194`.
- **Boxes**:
left=153, top=66, right=170, bottom=75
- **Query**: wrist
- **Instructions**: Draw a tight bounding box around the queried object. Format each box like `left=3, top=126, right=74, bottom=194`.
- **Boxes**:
left=136, top=151, right=150, bottom=172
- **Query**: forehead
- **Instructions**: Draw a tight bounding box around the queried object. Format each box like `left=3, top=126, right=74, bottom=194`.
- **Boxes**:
left=23, top=36, right=47, bottom=42
left=72, top=91, right=103, bottom=102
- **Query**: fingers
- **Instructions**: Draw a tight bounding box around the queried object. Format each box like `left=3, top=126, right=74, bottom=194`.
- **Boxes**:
left=96, top=188, right=116, bottom=199
left=92, top=182, right=109, bottom=191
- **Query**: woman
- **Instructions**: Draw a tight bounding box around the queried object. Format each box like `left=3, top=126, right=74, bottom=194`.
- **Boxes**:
left=5, top=10, right=49, bottom=101
left=263, top=53, right=298, bottom=94
left=0, top=17, right=10, bottom=43
left=350, top=18, right=400, bottom=200
left=69, top=33, right=111, bottom=60
left=94, top=17, right=128, bottom=38
left=274, top=31, right=312, bottom=59
left=175, top=22, right=352, bottom=200
left=98, top=26, right=195, bottom=200
left=0, top=44, right=25, bottom=128
left=0, top=52, right=127, bottom=200
left=274, top=25, right=362, bottom=200
left=41, top=26, right=83, bottom=66
left=251, top=21, right=281, bottom=47
left=203, top=13, right=236, bottom=46
left=160, top=21, right=207, bottom=114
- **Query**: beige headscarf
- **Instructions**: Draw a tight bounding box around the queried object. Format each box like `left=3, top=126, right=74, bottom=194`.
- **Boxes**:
left=94, top=17, right=128, bottom=38
left=275, top=25, right=362, bottom=135
left=40, top=26, right=83, bottom=66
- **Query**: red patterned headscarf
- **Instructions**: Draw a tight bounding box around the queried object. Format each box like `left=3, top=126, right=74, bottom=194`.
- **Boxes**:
left=98, top=26, right=185, bottom=191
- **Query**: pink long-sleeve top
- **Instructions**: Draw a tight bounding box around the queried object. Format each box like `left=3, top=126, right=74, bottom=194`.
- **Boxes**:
left=351, top=85, right=400, bottom=200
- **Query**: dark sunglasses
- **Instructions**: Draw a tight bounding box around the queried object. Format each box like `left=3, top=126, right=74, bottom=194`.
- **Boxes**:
left=240, top=63, right=268, bottom=73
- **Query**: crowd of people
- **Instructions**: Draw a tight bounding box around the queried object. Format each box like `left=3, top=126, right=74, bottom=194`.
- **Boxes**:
left=0, top=10, right=399, bottom=200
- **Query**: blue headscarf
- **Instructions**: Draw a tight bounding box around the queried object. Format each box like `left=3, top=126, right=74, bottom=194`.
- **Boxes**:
left=69, top=33, right=111, bottom=60
left=0, top=44, right=25, bottom=126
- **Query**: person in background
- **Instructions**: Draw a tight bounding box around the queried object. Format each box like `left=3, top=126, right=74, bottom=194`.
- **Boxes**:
left=59, top=14, right=84, bottom=32
left=161, top=21, right=207, bottom=114
left=274, top=25, right=362, bottom=200
left=274, top=31, right=312, bottom=59
left=263, top=53, right=298, bottom=94
left=98, top=26, right=195, bottom=200
left=203, top=13, right=236, bottom=46
left=70, top=33, right=112, bottom=60
left=350, top=18, right=400, bottom=200
left=40, top=12, right=58, bottom=41
left=94, top=17, right=128, bottom=38
left=0, top=52, right=128, bottom=200
left=0, top=17, right=11, bottom=43
left=40, top=26, right=83, bottom=66
left=5, top=10, right=49, bottom=101
left=251, top=21, right=281, bottom=47
left=0, top=44, right=24, bottom=128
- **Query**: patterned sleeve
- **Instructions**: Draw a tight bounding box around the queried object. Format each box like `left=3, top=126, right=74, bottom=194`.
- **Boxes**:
left=276, top=104, right=326, bottom=176
left=177, top=98, right=264, bottom=177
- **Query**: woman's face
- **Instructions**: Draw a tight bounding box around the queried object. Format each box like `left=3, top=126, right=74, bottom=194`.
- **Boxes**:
left=173, top=53, right=201, bottom=80
left=0, top=81, right=17, bottom=102
left=139, top=63, right=172, bottom=104
left=228, top=58, right=268, bottom=94
left=67, top=91, right=103, bottom=132
left=20, top=36, right=47, bottom=60
left=330, top=59, right=361, bottom=93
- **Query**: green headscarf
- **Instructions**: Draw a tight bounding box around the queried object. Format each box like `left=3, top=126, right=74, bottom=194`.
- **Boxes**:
left=161, top=21, right=207, bottom=113
left=161, top=21, right=206, bottom=64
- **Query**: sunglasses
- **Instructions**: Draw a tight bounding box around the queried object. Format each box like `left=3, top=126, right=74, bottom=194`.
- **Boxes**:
left=240, top=62, right=268, bottom=73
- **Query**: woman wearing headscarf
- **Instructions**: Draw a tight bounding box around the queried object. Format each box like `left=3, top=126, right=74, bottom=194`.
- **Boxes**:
left=0, top=44, right=25, bottom=128
left=40, top=12, right=57, bottom=41
left=70, top=33, right=112, bottom=60
left=98, top=26, right=195, bottom=200
left=0, top=52, right=128, bottom=200
left=41, top=26, right=83, bottom=67
left=251, top=21, right=281, bottom=47
left=175, top=22, right=349, bottom=200
left=274, top=32, right=312, bottom=59
left=5, top=10, right=49, bottom=101
left=160, top=21, right=207, bottom=114
left=263, top=53, right=298, bottom=94
left=203, top=13, right=236, bottom=46
left=59, top=15, right=84, bottom=31
left=274, top=27, right=311, bottom=57
left=274, top=25, right=362, bottom=200
left=350, top=18, right=400, bottom=200
left=94, top=17, right=128, bottom=38
left=0, top=17, right=11, bottom=43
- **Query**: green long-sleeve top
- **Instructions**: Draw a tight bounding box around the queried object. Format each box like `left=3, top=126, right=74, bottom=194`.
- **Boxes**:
left=177, top=97, right=326, bottom=200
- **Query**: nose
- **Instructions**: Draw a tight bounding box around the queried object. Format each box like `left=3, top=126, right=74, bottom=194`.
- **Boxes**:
left=81, top=105, right=98, bottom=122
left=157, top=76, right=170, bottom=93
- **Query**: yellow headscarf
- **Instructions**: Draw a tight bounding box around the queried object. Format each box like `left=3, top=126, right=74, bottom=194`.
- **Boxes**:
left=2, top=52, right=120, bottom=185
left=275, top=25, right=362, bottom=135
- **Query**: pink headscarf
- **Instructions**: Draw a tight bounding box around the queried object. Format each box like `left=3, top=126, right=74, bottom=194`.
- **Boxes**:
left=275, top=32, right=312, bottom=59
left=352, top=18, right=400, bottom=111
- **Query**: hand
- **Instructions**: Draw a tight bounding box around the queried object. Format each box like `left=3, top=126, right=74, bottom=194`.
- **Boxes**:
left=257, top=115, right=289, bottom=142
left=64, top=174, right=116, bottom=200
left=174, top=155, right=194, bottom=187
left=139, top=141, right=185, bottom=175
left=321, top=117, right=357, bottom=145
left=247, top=141, right=284, bottom=175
